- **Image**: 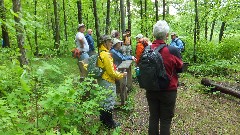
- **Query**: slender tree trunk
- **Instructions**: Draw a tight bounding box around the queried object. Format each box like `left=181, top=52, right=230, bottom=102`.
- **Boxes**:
left=209, top=19, right=215, bottom=41
left=140, top=0, right=143, bottom=33
left=144, top=0, right=147, bottom=36
left=53, top=0, right=60, bottom=53
left=120, top=0, right=125, bottom=37
left=204, top=21, right=208, bottom=40
left=127, top=0, right=131, bottom=31
left=105, top=0, right=110, bottom=34
left=0, top=0, right=10, bottom=47
left=77, top=0, right=82, bottom=24
left=163, top=0, right=166, bottom=20
left=92, top=0, right=100, bottom=45
left=193, top=0, right=199, bottom=62
left=63, top=0, right=68, bottom=41
left=34, top=0, right=39, bottom=55
left=155, top=0, right=158, bottom=21
left=12, top=0, right=28, bottom=66
left=219, top=21, right=226, bottom=43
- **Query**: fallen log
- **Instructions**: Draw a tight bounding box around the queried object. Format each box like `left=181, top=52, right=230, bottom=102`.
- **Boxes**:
left=201, top=78, right=240, bottom=98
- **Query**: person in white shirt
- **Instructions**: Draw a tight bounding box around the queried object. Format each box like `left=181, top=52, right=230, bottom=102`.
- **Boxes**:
left=75, top=23, right=89, bottom=61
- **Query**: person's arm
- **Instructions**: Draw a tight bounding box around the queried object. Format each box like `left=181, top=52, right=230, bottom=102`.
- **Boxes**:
left=168, top=46, right=183, bottom=73
left=135, top=43, right=145, bottom=64
left=77, top=36, right=84, bottom=48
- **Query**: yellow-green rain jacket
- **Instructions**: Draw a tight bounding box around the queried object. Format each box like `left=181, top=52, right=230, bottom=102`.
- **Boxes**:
left=97, top=44, right=124, bottom=83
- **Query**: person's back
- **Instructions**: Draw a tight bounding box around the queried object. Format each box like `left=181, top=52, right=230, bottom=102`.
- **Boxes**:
left=85, top=29, right=95, bottom=56
left=110, top=38, right=134, bottom=67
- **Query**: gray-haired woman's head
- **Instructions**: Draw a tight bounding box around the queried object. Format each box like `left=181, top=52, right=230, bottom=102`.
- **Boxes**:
left=153, top=20, right=170, bottom=40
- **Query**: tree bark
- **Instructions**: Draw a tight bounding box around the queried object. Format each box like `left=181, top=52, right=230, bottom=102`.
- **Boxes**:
left=204, top=20, right=208, bottom=40
left=127, top=0, right=131, bottom=31
left=0, top=0, right=10, bottom=47
left=63, top=0, right=68, bottom=41
left=12, top=0, right=28, bottom=66
left=105, top=0, right=110, bottom=34
left=209, top=19, right=215, bottom=41
left=92, top=0, right=100, bottom=45
left=162, top=0, right=166, bottom=20
left=77, top=0, right=82, bottom=24
left=193, top=0, right=199, bottom=62
left=219, top=21, right=226, bottom=43
left=140, top=0, right=143, bottom=33
left=144, top=0, right=147, bottom=36
left=201, top=78, right=240, bottom=98
left=155, top=0, right=158, bottom=21
left=120, top=0, right=125, bottom=37
left=53, top=0, right=60, bottom=53
left=34, top=0, right=39, bottom=55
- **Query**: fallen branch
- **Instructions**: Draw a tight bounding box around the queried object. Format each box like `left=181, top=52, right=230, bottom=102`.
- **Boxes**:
left=201, top=78, right=240, bottom=98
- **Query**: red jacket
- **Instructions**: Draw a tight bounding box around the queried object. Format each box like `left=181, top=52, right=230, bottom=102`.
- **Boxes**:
left=151, top=40, right=183, bottom=90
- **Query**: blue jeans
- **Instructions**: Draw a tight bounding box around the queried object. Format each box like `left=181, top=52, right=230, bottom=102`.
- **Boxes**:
left=78, top=52, right=89, bottom=61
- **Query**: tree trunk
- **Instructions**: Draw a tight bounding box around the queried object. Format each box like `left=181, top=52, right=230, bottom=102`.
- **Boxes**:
left=34, top=0, right=39, bottom=55
left=155, top=0, right=158, bottom=21
left=120, top=0, right=125, bottom=37
left=105, top=0, right=110, bottom=34
left=209, top=19, right=215, bottom=41
left=0, top=0, right=10, bottom=47
left=204, top=20, right=208, bottom=40
left=144, top=0, right=147, bottom=36
left=219, top=21, right=226, bottom=43
left=163, top=0, right=166, bottom=20
left=92, top=0, right=100, bottom=45
left=12, top=0, right=28, bottom=66
left=77, top=0, right=82, bottom=24
left=63, top=0, right=68, bottom=41
left=127, top=0, right=131, bottom=31
left=201, top=78, right=240, bottom=98
left=140, top=0, right=143, bottom=33
left=193, top=0, right=199, bottom=62
left=53, top=0, right=60, bottom=53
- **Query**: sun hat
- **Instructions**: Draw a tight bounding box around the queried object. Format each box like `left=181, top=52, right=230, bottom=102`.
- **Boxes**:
left=112, top=38, right=123, bottom=46
left=171, top=32, right=177, bottom=36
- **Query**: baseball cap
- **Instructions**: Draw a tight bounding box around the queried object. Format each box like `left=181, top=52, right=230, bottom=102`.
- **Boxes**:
left=135, top=34, right=143, bottom=39
left=100, top=35, right=112, bottom=43
left=171, top=32, right=177, bottom=36
left=112, top=38, right=123, bottom=46
left=78, top=23, right=85, bottom=29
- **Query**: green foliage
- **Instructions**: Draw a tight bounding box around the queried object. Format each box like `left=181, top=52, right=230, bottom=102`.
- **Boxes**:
left=0, top=55, right=112, bottom=134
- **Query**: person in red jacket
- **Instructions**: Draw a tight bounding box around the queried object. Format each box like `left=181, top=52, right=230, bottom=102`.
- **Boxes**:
left=146, top=20, right=183, bottom=135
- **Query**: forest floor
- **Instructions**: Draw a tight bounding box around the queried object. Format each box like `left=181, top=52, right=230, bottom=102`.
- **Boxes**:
left=111, top=73, right=240, bottom=135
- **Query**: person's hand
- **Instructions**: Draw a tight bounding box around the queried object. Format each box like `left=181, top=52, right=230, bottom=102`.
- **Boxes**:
left=132, top=56, right=137, bottom=61
left=123, top=72, right=127, bottom=77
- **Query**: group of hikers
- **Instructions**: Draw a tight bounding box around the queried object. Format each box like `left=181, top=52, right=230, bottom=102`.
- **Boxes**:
left=74, top=20, right=184, bottom=135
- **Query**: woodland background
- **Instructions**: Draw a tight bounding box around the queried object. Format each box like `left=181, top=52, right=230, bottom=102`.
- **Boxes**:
left=0, top=0, right=239, bottom=134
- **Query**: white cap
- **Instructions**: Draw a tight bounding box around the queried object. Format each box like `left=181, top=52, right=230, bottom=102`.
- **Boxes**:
left=78, top=23, right=85, bottom=29
left=135, top=34, right=143, bottom=39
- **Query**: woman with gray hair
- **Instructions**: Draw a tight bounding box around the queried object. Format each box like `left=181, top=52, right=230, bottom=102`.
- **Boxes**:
left=146, top=20, right=183, bottom=135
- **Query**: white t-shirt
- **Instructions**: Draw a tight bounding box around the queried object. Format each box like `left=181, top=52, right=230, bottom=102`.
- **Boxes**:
left=75, top=32, right=89, bottom=52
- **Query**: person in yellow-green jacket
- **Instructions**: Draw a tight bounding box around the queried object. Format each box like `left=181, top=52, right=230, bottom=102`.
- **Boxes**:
left=97, top=35, right=127, bottom=129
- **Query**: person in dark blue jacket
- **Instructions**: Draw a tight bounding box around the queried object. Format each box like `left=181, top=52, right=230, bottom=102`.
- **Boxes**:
left=85, top=29, right=95, bottom=56
left=110, top=38, right=136, bottom=67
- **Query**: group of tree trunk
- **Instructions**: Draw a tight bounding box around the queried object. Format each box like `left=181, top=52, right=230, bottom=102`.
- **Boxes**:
left=1, top=0, right=238, bottom=67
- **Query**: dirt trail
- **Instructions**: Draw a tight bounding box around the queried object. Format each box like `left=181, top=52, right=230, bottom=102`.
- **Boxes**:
left=115, top=77, right=240, bottom=135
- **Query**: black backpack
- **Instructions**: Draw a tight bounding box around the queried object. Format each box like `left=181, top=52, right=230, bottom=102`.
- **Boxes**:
left=138, top=44, right=170, bottom=91
left=174, top=38, right=185, bottom=52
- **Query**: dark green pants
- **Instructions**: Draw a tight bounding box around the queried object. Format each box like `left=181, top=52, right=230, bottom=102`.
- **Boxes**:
left=146, top=91, right=177, bottom=135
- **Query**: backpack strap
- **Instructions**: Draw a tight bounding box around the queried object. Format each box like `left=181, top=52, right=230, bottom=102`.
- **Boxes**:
left=154, top=44, right=166, bottom=53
